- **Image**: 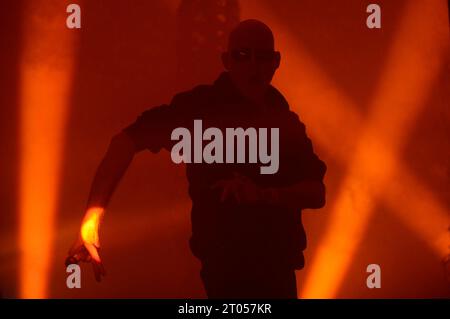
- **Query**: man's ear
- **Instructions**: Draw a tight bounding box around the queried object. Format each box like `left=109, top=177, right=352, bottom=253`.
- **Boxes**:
left=222, top=52, right=231, bottom=70
left=274, top=51, right=281, bottom=69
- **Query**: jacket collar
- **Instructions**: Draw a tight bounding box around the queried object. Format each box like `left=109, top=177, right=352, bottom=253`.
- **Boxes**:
left=213, top=72, right=290, bottom=111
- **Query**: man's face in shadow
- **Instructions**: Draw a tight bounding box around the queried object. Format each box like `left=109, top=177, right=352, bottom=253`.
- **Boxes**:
left=222, top=20, right=281, bottom=102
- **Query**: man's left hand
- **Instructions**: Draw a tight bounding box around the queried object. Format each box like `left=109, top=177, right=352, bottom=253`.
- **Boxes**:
left=212, top=172, right=261, bottom=204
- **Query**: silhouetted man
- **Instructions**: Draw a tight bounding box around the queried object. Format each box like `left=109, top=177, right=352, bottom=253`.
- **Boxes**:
left=67, top=19, right=327, bottom=299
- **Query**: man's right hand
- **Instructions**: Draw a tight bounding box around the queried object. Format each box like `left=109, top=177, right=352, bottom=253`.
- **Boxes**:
left=65, top=207, right=106, bottom=282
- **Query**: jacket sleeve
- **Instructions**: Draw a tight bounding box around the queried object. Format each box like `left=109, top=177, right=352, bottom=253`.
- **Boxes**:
left=122, top=91, right=194, bottom=153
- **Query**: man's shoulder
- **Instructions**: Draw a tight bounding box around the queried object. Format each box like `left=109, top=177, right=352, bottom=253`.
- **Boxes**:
left=269, top=87, right=301, bottom=119
left=268, top=87, right=307, bottom=130
left=269, top=85, right=290, bottom=111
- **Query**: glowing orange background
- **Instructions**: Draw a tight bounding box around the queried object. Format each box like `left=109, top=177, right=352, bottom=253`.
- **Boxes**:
left=0, top=0, right=448, bottom=298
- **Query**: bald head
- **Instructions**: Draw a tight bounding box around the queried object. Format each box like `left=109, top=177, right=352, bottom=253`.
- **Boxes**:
left=222, top=19, right=280, bottom=104
left=228, top=19, right=275, bottom=51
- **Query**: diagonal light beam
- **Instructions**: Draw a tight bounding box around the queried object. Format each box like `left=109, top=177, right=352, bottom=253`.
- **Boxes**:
left=19, top=0, right=79, bottom=298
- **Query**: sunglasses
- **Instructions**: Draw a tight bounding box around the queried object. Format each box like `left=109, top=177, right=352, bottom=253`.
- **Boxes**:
left=230, top=49, right=278, bottom=63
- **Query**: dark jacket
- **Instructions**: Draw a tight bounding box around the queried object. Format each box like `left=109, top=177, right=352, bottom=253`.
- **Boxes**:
left=123, top=72, right=326, bottom=269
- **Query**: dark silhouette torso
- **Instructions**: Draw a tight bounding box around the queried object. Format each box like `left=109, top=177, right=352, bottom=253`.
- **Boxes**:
left=123, top=72, right=326, bottom=271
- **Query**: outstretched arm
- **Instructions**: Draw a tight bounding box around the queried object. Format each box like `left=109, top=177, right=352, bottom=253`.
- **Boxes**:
left=66, top=97, right=186, bottom=280
left=86, top=132, right=136, bottom=209
left=66, top=132, right=137, bottom=281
